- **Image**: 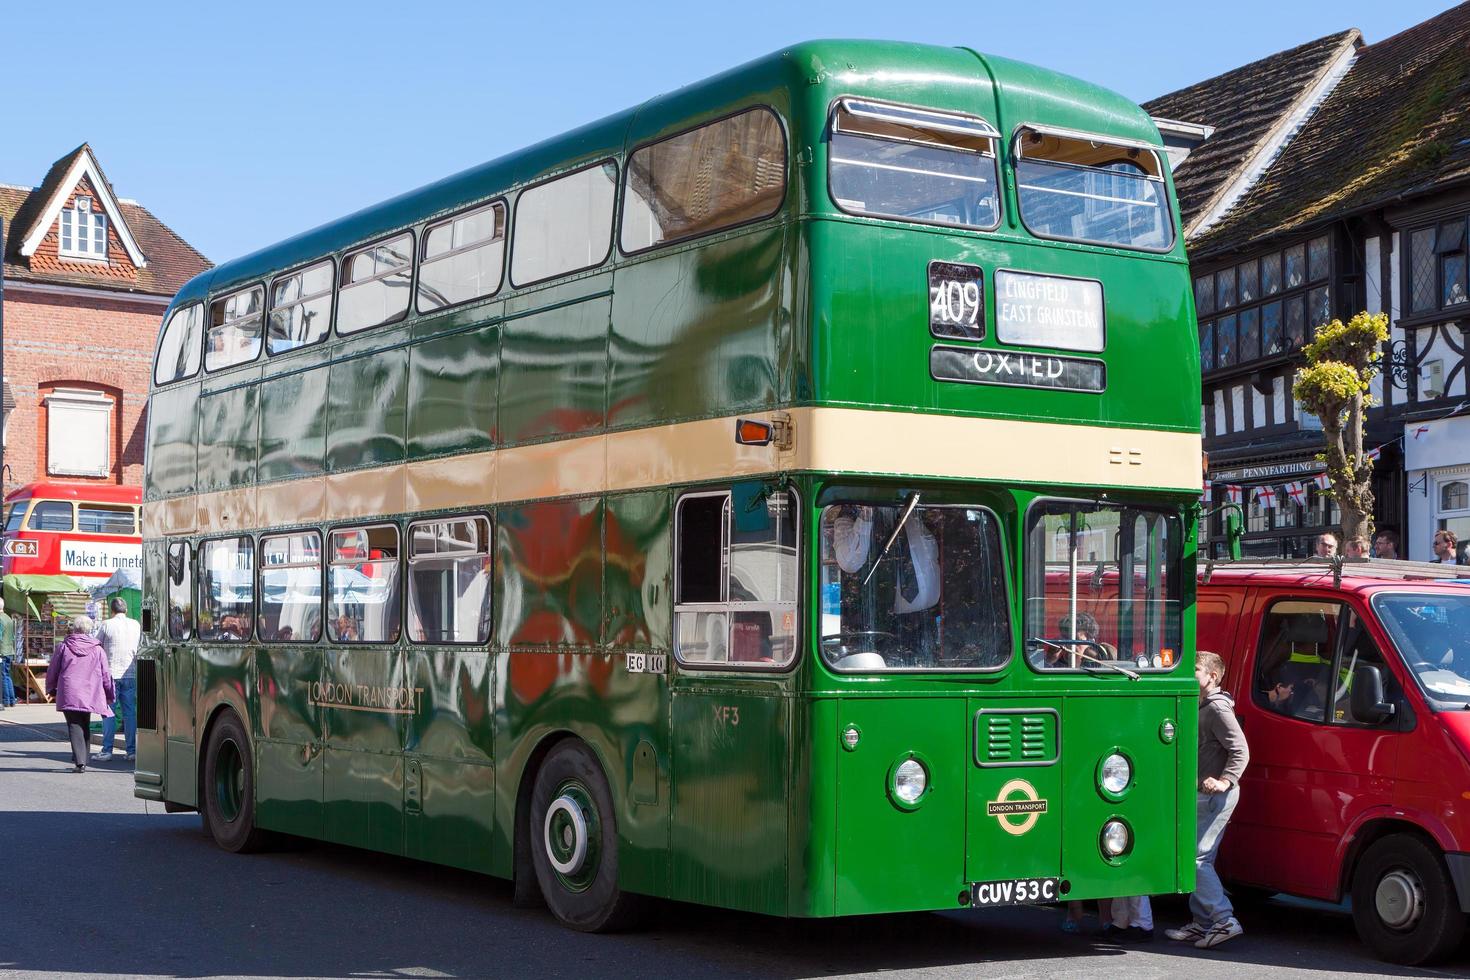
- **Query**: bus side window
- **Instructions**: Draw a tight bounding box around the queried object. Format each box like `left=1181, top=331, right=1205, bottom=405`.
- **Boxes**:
left=674, top=489, right=798, bottom=669
left=406, top=515, right=492, bottom=644
left=167, top=541, right=194, bottom=641
left=27, top=500, right=73, bottom=531
left=338, top=235, right=412, bottom=335
left=328, top=524, right=402, bottom=644
left=197, top=536, right=253, bottom=642
left=259, top=531, right=323, bottom=643
left=510, top=160, right=617, bottom=288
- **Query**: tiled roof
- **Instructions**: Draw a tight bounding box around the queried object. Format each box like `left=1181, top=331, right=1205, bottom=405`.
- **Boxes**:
left=1189, top=2, right=1470, bottom=256
left=0, top=144, right=209, bottom=297
left=1144, top=30, right=1361, bottom=234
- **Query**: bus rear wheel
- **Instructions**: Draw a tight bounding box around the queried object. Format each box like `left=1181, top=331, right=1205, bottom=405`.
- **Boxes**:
left=201, top=710, right=271, bottom=854
left=528, top=741, right=642, bottom=932
left=1350, top=834, right=1465, bottom=964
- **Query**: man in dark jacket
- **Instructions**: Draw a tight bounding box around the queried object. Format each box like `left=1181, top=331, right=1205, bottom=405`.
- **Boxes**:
left=1165, top=650, right=1249, bottom=950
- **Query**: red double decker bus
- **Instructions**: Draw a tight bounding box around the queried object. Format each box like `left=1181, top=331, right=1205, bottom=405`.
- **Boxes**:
left=1, top=482, right=142, bottom=584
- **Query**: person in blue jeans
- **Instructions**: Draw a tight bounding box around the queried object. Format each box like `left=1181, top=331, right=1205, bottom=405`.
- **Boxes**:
left=96, top=599, right=141, bottom=761
left=0, top=609, right=16, bottom=709
left=1165, top=650, right=1250, bottom=950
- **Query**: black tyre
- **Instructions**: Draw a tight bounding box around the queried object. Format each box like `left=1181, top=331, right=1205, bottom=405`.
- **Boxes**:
left=1350, top=834, right=1466, bottom=965
left=528, top=741, right=642, bottom=931
left=201, top=710, right=271, bottom=854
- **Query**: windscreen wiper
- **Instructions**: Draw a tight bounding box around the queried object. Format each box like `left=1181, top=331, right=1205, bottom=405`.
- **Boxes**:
left=1028, top=637, right=1141, bottom=681
left=863, top=492, right=922, bottom=587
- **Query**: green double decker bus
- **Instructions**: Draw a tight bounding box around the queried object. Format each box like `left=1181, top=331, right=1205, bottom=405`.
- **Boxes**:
left=136, top=40, right=1202, bottom=931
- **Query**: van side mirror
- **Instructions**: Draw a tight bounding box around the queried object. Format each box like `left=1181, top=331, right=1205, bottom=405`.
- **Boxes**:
left=1350, top=664, right=1395, bottom=725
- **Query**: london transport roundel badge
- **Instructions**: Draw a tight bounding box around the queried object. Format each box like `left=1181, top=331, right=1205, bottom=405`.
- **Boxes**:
left=985, top=778, right=1049, bottom=836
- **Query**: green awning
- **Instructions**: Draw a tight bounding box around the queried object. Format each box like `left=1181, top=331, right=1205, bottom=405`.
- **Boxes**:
left=3, top=573, right=87, bottom=619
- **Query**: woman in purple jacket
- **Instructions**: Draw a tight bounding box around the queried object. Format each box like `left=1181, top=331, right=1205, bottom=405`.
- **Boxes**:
left=44, top=616, right=114, bottom=772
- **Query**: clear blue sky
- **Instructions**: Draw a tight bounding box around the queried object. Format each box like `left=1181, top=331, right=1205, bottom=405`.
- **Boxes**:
left=1, top=0, right=1452, bottom=264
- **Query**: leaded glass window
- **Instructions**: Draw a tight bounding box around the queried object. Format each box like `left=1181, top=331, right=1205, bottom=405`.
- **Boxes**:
left=1217, top=313, right=1237, bottom=367
left=1199, top=321, right=1215, bottom=370
left=1308, top=285, right=1330, bottom=330
left=1239, top=307, right=1260, bottom=362
left=1261, top=251, right=1282, bottom=295
left=1285, top=295, right=1306, bottom=348
left=1216, top=267, right=1236, bottom=310
left=1262, top=300, right=1283, bottom=355
left=1194, top=276, right=1214, bottom=316
left=1238, top=259, right=1258, bottom=304
left=1442, top=480, right=1468, bottom=512
left=1438, top=221, right=1468, bottom=307
left=1284, top=244, right=1305, bottom=289
left=1411, top=227, right=1437, bottom=313
left=1308, top=235, right=1329, bottom=281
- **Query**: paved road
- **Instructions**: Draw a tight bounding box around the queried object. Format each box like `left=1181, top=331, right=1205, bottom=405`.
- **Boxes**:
left=2, top=709, right=1467, bottom=980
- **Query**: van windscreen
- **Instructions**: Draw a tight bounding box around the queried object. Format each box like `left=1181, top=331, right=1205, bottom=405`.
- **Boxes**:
left=1373, top=592, right=1470, bottom=706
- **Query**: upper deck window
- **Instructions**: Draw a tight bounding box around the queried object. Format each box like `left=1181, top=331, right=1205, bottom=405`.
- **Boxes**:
left=1014, top=126, right=1174, bottom=251
left=621, top=108, right=786, bottom=254
left=268, top=260, right=334, bottom=355
left=511, top=161, right=617, bottom=287
left=154, top=304, right=203, bottom=386
left=26, top=500, right=73, bottom=532
left=205, top=285, right=265, bottom=371
left=77, top=504, right=136, bottom=535
left=338, top=234, right=412, bottom=335
left=417, top=203, right=506, bottom=313
left=827, top=99, right=1000, bottom=232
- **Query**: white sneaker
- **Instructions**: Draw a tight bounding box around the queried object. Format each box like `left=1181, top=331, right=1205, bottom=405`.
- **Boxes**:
left=1164, top=922, right=1206, bottom=942
left=1194, top=917, right=1243, bottom=949
left=93, top=752, right=113, bottom=762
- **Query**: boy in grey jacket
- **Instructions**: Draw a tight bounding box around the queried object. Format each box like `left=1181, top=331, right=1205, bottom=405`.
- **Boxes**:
left=1166, top=650, right=1249, bottom=949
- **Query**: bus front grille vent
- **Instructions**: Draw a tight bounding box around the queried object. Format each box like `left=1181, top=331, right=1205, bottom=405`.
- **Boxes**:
left=976, top=709, right=1059, bottom=767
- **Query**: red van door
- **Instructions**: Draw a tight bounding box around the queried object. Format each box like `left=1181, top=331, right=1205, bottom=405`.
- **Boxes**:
left=1223, top=595, right=1405, bottom=899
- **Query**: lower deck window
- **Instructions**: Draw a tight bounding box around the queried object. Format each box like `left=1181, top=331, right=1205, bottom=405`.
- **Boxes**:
left=407, top=516, right=492, bottom=644
left=328, top=525, right=401, bottom=643
left=259, top=531, right=323, bottom=642
left=167, top=541, right=193, bottom=641
left=674, top=488, right=798, bottom=668
left=818, top=502, right=1010, bottom=671
left=198, top=536, right=254, bottom=642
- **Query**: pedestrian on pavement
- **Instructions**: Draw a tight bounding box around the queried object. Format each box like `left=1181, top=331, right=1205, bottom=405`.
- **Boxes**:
left=1314, top=532, right=1338, bottom=558
left=1165, top=650, right=1249, bottom=950
left=0, top=607, right=16, bottom=711
left=1344, top=536, right=1369, bottom=559
left=44, top=615, right=114, bottom=773
left=1432, top=529, right=1459, bottom=564
left=96, top=597, right=141, bottom=762
left=1372, top=529, right=1399, bottom=560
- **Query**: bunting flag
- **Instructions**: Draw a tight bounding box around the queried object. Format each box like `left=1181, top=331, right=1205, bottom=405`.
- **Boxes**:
left=1202, top=483, right=1214, bottom=505
left=1312, top=472, right=1332, bottom=490
left=1284, top=481, right=1308, bottom=506
left=1366, top=446, right=1382, bottom=462
left=1224, top=485, right=1243, bottom=506
left=1413, top=425, right=1431, bottom=440
left=1254, top=485, right=1278, bottom=510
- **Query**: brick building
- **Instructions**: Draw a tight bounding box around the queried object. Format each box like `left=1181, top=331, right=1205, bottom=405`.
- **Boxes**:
left=0, top=144, right=210, bottom=496
left=1145, top=4, right=1470, bottom=559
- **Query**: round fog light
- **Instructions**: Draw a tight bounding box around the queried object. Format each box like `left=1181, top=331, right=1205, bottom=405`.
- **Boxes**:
left=891, top=758, right=928, bottom=806
left=1100, top=819, right=1131, bottom=859
left=1099, top=752, right=1132, bottom=798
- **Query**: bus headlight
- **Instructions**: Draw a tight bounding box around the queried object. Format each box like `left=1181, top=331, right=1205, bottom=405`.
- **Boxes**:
left=1100, top=819, right=1131, bottom=859
left=890, top=757, right=929, bottom=808
left=1098, top=752, right=1132, bottom=798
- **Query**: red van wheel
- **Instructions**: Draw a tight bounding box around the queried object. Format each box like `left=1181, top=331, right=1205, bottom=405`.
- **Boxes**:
left=1350, top=834, right=1465, bottom=965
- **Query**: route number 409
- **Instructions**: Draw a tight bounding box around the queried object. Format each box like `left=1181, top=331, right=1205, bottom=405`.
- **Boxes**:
left=931, top=278, right=981, bottom=327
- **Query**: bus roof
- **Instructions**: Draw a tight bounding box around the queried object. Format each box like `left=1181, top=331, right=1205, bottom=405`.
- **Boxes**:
left=170, top=39, right=1167, bottom=310
left=3, top=482, right=141, bottom=506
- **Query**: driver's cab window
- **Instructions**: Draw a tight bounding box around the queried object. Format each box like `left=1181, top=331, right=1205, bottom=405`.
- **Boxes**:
left=1254, top=599, right=1340, bottom=723
left=674, top=487, right=798, bottom=668
left=1333, top=606, right=1400, bottom=725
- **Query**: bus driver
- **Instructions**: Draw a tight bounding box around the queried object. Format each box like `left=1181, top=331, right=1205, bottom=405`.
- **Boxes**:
left=832, top=504, right=941, bottom=665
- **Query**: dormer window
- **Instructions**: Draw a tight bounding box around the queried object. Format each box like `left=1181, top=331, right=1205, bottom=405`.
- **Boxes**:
left=59, top=196, right=107, bottom=260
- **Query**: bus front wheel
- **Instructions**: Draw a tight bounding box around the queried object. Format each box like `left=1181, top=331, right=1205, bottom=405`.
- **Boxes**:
left=528, top=741, right=642, bottom=932
left=201, top=710, right=271, bottom=854
left=1350, top=834, right=1466, bottom=965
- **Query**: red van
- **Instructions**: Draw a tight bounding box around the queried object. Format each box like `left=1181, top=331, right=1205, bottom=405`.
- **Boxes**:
left=1197, top=559, right=1470, bottom=964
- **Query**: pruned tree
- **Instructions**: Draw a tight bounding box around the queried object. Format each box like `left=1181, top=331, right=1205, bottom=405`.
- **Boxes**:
left=1292, top=311, right=1390, bottom=544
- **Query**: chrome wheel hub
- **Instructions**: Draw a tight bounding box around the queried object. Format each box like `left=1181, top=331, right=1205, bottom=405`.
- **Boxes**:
left=544, top=794, right=589, bottom=876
